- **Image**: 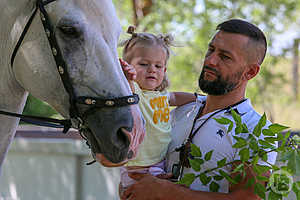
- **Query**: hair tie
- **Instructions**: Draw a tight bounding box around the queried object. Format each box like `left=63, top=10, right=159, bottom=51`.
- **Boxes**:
left=158, top=34, right=174, bottom=47
left=127, top=26, right=137, bottom=37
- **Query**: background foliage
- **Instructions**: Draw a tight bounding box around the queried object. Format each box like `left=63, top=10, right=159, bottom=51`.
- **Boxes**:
left=24, top=0, right=300, bottom=130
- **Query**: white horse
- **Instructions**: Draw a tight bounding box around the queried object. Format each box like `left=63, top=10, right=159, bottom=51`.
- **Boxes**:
left=0, top=0, right=145, bottom=174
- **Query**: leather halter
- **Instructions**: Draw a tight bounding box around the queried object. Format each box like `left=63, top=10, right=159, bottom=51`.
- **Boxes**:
left=1, top=0, right=139, bottom=133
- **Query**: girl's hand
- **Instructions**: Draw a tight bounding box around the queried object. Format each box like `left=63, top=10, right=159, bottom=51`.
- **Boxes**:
left=119, top=58, right=137, bottom=81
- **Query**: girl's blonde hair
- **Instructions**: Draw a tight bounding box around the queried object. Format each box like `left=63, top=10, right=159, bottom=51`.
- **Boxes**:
left=120, top=26, right=175, bottom=91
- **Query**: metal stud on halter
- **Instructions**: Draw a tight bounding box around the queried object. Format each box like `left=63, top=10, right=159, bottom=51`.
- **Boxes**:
left=52, top=48, right=57, bottom=56
left=85, top=99, right=96, bottom=105
left=127, top=97, right=135, bottom=103
left=105, top=100, right=115, bottom=106
left=58, top=66, right=64, bottom=74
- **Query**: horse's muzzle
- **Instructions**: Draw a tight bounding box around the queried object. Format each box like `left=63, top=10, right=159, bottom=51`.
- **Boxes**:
left=83, top=104, right=145, bottom=165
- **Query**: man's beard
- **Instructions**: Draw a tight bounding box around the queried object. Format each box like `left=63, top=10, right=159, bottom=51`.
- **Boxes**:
left=198, top=66, right=242, bottom=95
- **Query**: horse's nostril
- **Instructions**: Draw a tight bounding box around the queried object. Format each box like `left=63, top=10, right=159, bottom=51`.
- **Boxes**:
left=117, top=128, right=130, bottom=147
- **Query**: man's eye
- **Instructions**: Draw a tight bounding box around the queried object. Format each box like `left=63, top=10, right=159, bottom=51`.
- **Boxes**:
left=220, top=54, right=230, bottom=60
left=156, top=65, right=163, bottom=68
left=205, top=48, right=214, bottom=57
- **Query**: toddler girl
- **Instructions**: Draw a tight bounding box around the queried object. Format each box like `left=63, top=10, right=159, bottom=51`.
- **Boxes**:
left=119, top=26, right=196, bottom=194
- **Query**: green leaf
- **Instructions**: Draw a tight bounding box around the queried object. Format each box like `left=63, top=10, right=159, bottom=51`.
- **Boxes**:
left=262, top=153, right=268, bottom=162
left=204, top=150, right=213, bottom=161
left=232, top=163, right=244, bottom=174
left=199, top=173, right=212, bottom=185
left=279, top=131, right=291, bottom=151
left=235, top=125, right=242, bottom=135
left=217, top=158, right=227, bottom=168
left=253, top=113, right=266, bottom=137
left=277, top=132, right=285, bottom=141
left=219, top=169, right=238, bottom=184
left=209, top=181, right=220, bottom=192
left=213, top=175, right=224, bottom=181
left=177, top=173, right=196, bottom=187
left=292, top=181, right=300, bottom=200
left=287, top=150, right=300, bottom=176
left=239, top=148, right=250, bottom=162
left=228, top=122, right=234, bottom=133
left=249, top=139, right=259, bottom=152
left=254, top=183, right=266, bottom=199
left=253, top=165, right=271, bottom=175
left=292, top=135, right=300, bottom=145
left=268, top=190, right=283, bottom=200
left=252, top=155, right=259, bottom=165
left=268, top=124, right=289, bottom=133
left=262, top=128, right=276, bottom=136
left=190, top=143, right=202, bottom=157
left=214, top=117, right=232, bottom=125
left=231, top=109, right=241, bottom=125
left=259, top=139, right=274, bottom=149
left=241, top=123, right=249, bottom=133
left=258, top=149, right=269, bottom=162
left=189, top=158, right=203, bottom=172
left=257, top=175, right=269, bottom=182
left=232, top=136, right=248, bottom=148
left=264, top=137, right=278, bottom=144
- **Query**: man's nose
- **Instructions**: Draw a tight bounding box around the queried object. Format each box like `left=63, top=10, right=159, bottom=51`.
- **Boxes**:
left=205, top=52, right=219, bottom=67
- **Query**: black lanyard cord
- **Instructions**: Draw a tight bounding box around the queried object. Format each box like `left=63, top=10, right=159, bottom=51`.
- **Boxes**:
left=188, top=98, right=247, bottom=143
left=174, top=98, right=247, bottom=180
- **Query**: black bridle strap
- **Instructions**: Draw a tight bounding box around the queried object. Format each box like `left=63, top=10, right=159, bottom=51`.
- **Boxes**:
left=0, top=110, right=71, bottom=133
left=38, top=0, right=80, bottom=119
left=11, top=5, right=38, bottom=67
left=76, top=93, right=140, bottom=107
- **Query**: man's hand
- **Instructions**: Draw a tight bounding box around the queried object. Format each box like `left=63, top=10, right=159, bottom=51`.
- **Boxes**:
left=119, top=58, right=137, bottom=81
left=121, top=172, right=174, bottom=200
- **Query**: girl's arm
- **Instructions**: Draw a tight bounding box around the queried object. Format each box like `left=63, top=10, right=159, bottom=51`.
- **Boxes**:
left=119, top=59, right=136, bottom=92
left=169, top=92, right=197, bottom=106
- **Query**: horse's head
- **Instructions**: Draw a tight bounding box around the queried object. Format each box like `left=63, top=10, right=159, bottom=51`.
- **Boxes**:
left=11, top=0, right=145, bottom=165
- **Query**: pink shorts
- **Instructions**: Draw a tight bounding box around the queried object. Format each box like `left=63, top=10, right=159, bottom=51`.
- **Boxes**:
left=120, top=160, right=166, bottom=189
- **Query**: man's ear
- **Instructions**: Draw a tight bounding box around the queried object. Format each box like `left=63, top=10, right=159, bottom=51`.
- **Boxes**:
left=245, top=64, right=260, bottom=80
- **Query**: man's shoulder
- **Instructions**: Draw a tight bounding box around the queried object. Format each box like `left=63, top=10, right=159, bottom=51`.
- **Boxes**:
left=243, top=108, right=272, bottom=129
left=171, top=95, right=206, bottom=117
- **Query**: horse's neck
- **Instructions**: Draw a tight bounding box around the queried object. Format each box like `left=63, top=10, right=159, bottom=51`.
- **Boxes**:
left=0, top=0, right=31, bottom=174
left=0, top=0, right=30, bottom=110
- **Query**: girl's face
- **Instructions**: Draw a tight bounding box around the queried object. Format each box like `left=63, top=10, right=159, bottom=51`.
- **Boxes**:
left=130, top=45, right=167, bottom=91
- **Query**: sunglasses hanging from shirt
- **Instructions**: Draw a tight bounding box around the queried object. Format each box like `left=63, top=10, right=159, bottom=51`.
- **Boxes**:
left=171, top=98, right=247, bottom=181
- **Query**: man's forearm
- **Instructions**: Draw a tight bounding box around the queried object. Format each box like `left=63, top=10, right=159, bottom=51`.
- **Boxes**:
left=161, top=182, right=259, bottom=200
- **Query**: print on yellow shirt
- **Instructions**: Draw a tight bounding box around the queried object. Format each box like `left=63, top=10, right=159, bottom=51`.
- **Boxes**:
left=150, top=96, right=170, bottom=124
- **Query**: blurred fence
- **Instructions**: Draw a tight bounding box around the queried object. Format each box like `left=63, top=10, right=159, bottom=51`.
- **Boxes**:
left=0, top=126, right=120, bottom=200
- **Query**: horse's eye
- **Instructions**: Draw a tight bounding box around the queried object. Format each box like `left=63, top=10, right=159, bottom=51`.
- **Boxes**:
left=58, top=26, right=81, bottom=38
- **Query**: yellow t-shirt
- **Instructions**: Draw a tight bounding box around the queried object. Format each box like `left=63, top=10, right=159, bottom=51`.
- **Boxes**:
left=126, top=82, right=172, bottom=166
